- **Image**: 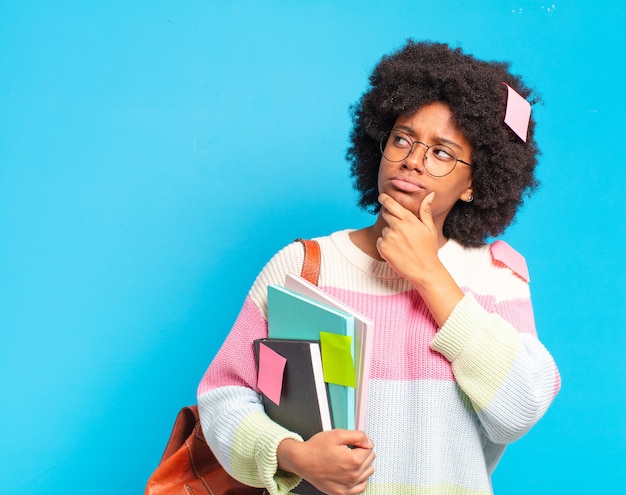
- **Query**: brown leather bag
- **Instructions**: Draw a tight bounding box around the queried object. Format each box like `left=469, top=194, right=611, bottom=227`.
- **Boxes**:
left=145, top=405, right=265, bottom=495
left=145, top=239, right=321, bottom=495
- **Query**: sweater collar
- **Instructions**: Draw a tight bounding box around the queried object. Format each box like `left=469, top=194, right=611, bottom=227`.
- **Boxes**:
left=330, top=229, right=458, bottom=280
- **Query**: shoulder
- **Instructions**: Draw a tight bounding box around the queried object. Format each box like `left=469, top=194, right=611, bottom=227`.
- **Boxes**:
left=444, top=239, right=530, bottom=282
left=441, top=240, right=531, bottom=301
left=248, top=233, right=338, bottom=306
left=489, top=240, right=530, bottom=282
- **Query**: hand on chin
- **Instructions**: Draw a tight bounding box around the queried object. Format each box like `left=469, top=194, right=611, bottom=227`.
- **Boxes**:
left=382, top=188, right=425, bottom=218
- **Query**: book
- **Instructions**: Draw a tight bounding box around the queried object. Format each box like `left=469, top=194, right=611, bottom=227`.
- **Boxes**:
left=254, top=338, right=333, bottom=440
left=254, top=338, right=330, bottom=495
left=267, top=284, right=356, bottom=430
left=284, top=273, right=373, bottom=431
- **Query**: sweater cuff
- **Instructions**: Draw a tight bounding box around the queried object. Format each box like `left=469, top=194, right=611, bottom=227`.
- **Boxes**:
left=430, top=293, right=488, bottom=362
left=233, top=410, right=304, bottom=495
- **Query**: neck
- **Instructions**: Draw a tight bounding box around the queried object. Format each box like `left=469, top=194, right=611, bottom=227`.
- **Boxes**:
left=349, top=219, right=385, bottom=261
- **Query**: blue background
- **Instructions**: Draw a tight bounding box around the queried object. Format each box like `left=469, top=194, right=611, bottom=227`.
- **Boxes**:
left=1, top=1, right=624, bottom=493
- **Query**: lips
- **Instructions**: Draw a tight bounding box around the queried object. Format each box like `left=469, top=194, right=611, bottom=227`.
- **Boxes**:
left=390, top=177, right=425, bottom=193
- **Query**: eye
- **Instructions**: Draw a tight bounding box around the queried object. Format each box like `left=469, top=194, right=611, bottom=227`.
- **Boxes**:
left=391, top=131, right=412, bottom=148
left=430, top=145, right=456, bottom=162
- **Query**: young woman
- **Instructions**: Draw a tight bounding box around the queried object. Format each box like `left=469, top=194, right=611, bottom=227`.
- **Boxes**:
left=197, top=40, right=560, bottom=495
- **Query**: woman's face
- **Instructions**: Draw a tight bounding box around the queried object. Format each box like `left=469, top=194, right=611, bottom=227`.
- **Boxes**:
left=377, top=102, right=474, bottom=230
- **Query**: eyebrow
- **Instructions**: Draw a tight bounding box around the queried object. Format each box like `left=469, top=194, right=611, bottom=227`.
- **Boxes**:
left=393, top=125, right=465, bottom=152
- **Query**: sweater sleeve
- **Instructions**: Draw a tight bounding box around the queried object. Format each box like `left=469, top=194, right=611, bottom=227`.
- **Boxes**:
left=196, top=242, right=309, bottom=495
left=430, top=288, right=560, bottom=445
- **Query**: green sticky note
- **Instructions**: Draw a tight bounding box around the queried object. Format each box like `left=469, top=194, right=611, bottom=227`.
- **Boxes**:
left=319, top=331, right=356, bottom=388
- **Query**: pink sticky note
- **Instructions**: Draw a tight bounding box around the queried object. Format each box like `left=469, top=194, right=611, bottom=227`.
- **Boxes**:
left=503, top=83, right=531, bottom=142
left=257, top=343, right=287, bottom=406
left=490, top=240, right=530, bottom=282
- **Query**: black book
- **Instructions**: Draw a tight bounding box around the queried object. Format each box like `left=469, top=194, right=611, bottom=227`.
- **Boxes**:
left=255, top=338, right=333, bottom=495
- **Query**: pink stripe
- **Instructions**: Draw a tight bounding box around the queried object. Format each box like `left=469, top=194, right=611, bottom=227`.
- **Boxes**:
left=324, top=287, right=536, bottom=381
left=474, top=293, right=536, bottom=336
left=197, top=297, right=267, bottom=395
left=197, top=287, right=538, bottom=389
left=552, top=364, right=562, bottom=398
left=325, top=288, right=452, bottom=380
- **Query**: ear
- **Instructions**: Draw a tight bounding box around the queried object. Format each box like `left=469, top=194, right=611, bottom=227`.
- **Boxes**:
left=460, top=183, right=473, bottom=203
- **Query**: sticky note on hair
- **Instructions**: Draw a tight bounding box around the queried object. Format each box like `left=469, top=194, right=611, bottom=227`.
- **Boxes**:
left=490, top=240, right=530, bottom=282
left=503, top=83, right=531, bottom=142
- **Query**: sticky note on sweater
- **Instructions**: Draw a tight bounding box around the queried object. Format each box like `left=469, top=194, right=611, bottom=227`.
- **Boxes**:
left=491, top=240, right=529, bottom=282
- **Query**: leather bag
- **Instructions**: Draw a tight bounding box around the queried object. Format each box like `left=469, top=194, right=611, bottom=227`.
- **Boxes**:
left=145, top=239, right=321, bottom=495
left=145, top=405, right=264, bottom=495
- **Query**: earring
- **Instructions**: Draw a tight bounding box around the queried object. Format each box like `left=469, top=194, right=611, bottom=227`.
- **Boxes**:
left=466, top=195, right=474, bottom=203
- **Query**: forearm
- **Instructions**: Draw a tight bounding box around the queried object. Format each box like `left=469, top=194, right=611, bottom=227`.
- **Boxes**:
left=408, top=257, right=465, bottom=327
left=196, top=247, right=308, bottom=493
left=431, top=294, right=560, bottom=443
left=198, top=386, right=303, bottom=494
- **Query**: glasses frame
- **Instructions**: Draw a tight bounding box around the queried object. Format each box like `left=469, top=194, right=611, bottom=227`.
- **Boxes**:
left=379, top=130, right=473, bottom=178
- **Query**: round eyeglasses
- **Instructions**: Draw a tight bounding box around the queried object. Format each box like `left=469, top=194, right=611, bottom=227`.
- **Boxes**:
left=380, top=129, right=473, bottom=177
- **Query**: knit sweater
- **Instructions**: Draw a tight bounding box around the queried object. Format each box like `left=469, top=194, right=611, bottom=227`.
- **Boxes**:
left=197, top=229, right=560, bottom=495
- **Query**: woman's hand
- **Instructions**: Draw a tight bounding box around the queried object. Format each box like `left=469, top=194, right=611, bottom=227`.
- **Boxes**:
left=376, top=192, right=464, bottom=327
left=376, top=191, right=439, bottom=285
left=277, top=429, right=375, bottom=495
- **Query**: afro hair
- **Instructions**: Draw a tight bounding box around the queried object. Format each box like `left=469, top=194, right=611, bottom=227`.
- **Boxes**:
left=347, top=40, right=541, bottom=246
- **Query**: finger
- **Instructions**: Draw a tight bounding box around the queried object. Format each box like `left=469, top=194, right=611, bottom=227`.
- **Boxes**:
left=379, top=207, right=397, bottom=229
left=378, top=193, right=407, bottom=219
left=379, top=200, right=407, bottom=230
left=349, top=457, right=375, bottom=494
left=418, top=192, right=435, bottom=226
left=376, top=235, right=385, bottom=259
left=335, top=429, right=374, bottom=449
left=348, top=478, right=371, bottom=495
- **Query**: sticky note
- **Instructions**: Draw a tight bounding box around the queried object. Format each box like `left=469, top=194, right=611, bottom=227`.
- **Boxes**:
left=320, top=332, right=356, bottom=388
left=503, top=83, right=531, bottom=142
left=258, top=343, right=287, bottom=406
left=491, top=240, right=530, bottom=282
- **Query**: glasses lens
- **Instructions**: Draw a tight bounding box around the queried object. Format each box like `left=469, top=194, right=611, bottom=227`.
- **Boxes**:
left=380, top=131, right=462, bottom=177
left=424, top=144, right=458, bottom=177
left=380, top=130, right=412, bottom=162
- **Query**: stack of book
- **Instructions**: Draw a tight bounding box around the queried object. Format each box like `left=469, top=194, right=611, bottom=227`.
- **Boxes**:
left=255, top=273, right=373, bottom=435
left=254, top=274, right=373, bottom=495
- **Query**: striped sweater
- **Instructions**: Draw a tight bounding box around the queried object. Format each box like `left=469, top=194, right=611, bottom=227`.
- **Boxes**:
left=197, top=229, right=560, bottom=495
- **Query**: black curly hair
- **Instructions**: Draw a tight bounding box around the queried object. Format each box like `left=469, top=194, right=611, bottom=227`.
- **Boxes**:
left=347, top=40, right=541, bottom=247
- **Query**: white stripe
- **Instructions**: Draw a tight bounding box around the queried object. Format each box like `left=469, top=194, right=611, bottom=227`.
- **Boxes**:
left=476, top=332, right=559, bottom=443
left=364, top=379, right=497, bottom=491
left=198, top=385, right=264, bottom=470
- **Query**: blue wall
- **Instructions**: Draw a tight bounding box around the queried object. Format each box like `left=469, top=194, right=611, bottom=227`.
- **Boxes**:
left=1, top=1, right=624, bottom=493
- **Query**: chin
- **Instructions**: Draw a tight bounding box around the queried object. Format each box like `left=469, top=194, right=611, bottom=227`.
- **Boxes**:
left=385, top=189, right=424, bottom=214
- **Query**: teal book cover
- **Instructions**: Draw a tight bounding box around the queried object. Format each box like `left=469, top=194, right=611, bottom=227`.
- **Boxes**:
left=267, top=284, right=356, bottom=430
left=284, top=273, right=373, bottom=432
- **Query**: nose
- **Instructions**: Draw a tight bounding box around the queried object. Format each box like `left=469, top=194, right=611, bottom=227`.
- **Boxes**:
left=403, top=142, right=427, bottom=172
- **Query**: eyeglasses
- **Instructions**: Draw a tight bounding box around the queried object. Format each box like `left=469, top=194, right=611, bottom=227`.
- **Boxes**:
left=379, top=129, right=473, bottom=177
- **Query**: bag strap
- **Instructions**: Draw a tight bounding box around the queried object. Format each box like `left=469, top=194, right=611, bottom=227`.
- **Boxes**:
left=296, top=238, right=321, bottom=286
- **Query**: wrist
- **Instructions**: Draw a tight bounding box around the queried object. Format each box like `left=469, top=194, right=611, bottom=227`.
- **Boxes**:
left=276, top=438, right=304, bottom=476
left=408, top=257, right=446, bottom=289
left=409, top=261, right=465, bottom=327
